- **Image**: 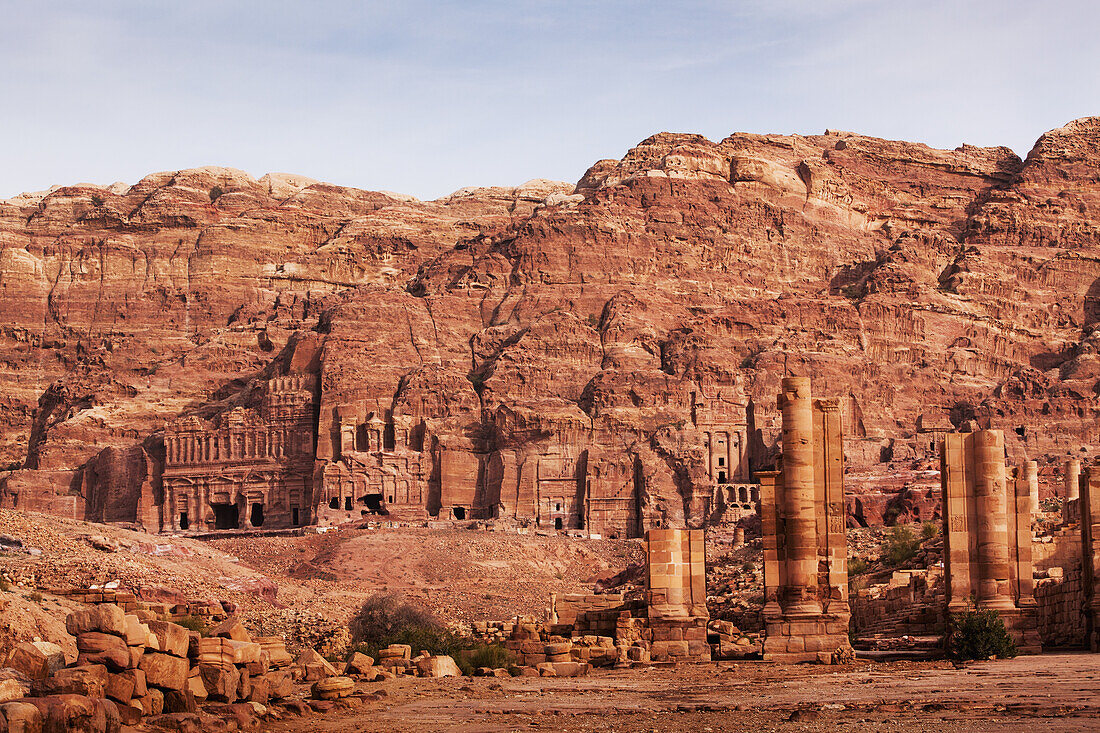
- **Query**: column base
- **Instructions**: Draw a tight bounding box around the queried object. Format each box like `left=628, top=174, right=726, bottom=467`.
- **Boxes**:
left=762, top=610, right=852, bottom=664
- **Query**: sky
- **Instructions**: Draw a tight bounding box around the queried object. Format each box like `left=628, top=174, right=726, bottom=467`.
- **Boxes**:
left=2, top=0, right=1099, bottom=200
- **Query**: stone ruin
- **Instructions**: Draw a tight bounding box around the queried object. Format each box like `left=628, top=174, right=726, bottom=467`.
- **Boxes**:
left=757, top=377, right=851, bottom=663
left=940, top=429, right=1040, bottom=652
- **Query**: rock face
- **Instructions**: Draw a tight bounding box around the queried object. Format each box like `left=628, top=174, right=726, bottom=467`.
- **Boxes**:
left=1, top=120, right=1099, bottom=534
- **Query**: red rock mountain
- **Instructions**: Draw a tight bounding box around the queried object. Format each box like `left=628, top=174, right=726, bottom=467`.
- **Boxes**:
left=1, top=119, right=1098, bottom=533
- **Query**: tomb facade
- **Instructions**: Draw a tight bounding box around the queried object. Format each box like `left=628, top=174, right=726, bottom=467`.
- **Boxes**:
left=162, top=375, right=317, bottom=532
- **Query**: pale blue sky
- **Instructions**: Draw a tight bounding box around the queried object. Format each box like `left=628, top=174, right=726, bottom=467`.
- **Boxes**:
left=2, top=1, right=1098, bottom=199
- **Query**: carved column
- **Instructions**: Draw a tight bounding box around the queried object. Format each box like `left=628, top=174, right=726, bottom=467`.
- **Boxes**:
left=1067, top=459, right=1082, bottom=502
left=779, top=377, right=820, bottom=614
left=974, top=430, right=1014, bottom=611
left=1023, top=460, right=1039, bottom=514
left=1081, top=466, right=1100, bottom=650
left=941, top=432, right=972, bottom=612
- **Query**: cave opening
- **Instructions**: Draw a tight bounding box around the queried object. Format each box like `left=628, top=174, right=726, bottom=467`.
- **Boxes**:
left=250, top=503, right=264, bottom=527
left=453, top=506, right=466, bottom=520
left=179, top=512, right=189, bottom=531
left=555, top=517, right=563, bottom=530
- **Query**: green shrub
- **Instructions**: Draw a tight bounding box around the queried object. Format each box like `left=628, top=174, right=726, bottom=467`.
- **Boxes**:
left=948, top=607, right=1018, bottom=661
left=208, top=185, right=225, bottom=203
left=740, top=561, right=755, bottom=573
left=921, top=521, right=939, bottom=540
left=883, top=525, right=920, bottom=566
left=462, top=643, right=514, bottom=674
left=848, top=557, right=868, bottom=576
left=174, top=615, right=210, bottom=636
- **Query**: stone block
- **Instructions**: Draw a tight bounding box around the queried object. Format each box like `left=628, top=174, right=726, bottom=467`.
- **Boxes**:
left=265, top=670, right=293, bottom=700
left=162, top=689, right=198, bottom=714
left=25, top=694, right=111, bottom=733
left=1, top=700, right=42, bottom=733
left=145, top=622, right=189, bottom=658
left=123, top=616, right=149, bottom=647
left=76, top=632, right=131, bottom=672
left=198, top=664, right=239, bottom=703
left=0, top=669, right=32, bottom=704
left=256, top=637, right=292, bottom=668
left=415, top=655, right=461, bottom=678
left=140, top=652, right=189, bottom=691
left=311, top=677, right=354, bottom=700
left=139, top=688, right=164, bottom=716
left=209, top=617, right=251, bottom=644
left=104, top=672, right=135, bottom=703
left=3, top=645, right=51, bottom=682
left=66, top=605, right=127, bottom=638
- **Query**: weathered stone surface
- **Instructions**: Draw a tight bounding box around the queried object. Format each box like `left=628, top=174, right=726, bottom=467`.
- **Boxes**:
left=75, top=633, right=131, bottom=672
left=310, top=676, right=354, bottom=700
left=342, top=652, right=374, bottom=675
left=3, top=646, right=50, bottom=682
left=139, top=653, right=189, bottom=691
left=197, top=664, right=239, bottom=703
left=65, top=606, right=126, bottom=639
left=0, top=701, right=43, bottom=733
left=0, top=669, right=32, bottom=703
left=208, top=617, right=250, bottom=644
left=144, top=622, right=188, bottom=658
left=45, top=665, right=108, bottom=698
left=2, top=120, right=1100, bottom=533
left=414, top=655, right=461, bottom=678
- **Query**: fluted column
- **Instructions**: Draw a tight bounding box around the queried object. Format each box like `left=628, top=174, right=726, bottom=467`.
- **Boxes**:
left=974, top=429, right=1015, bottom=610
left=779, top=377, right=821, bottom=614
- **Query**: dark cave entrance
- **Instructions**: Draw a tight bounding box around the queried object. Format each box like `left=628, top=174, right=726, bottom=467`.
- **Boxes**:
left=452, top=506, right=466, bottom=520
left=554, top=517, right=563, bottom=530
left=291, top=507, right=300, bottom=526
left=362, top=494, right=386, bottom=514
left=212, top=503, right=238, bottom=530
left=179, top=512, right=189, bottom=531
left=250, top=503, right=265, bottom=527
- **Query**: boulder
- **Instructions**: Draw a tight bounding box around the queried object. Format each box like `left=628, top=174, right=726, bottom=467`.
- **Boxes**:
left=255, top=637, right=292, bottom=668
left=161, top=690, right=197, bottom=715
left=245, top=674, right=269, bottom=705
left=138, top=688, right=164, bottom=716
left=104, top=673, right=135, bottom=703
left=28, top=644, right=65, bottom=677
left=3, top=645, right=50, bottom=681
left=122, top=616, right=149, bottom=647
left=208, top=617, right=251, bottom=643
left=224, top=641, right=260, bottom=666
left=414, top=655, right=462, bottom=678
left=295, top=649, right=336, bottom=681
left=45, top=665, right=108, bottom=698
left=310, top=677, right=354, bottom=700
left=0, top=669, right=32, bottom=704
left=265, top=670, right=293, bottom=700
left=144, top=622, right=188, bottom=658
left=139, top=653, right=188, bottom=691
left=198, top=665, right=239, bottom=703
left=343, top=652, right=374, bottom=675
left=66, top=605, right=127, bottom=638
left=75, top=633, right=130, bottom=672
left=25, top=694, right=113, bottom=733
left=1, top=701, right=42, bottom=733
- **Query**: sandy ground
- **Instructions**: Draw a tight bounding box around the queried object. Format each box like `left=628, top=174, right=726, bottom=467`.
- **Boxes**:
left=263, top=654, right=1100, bottom=733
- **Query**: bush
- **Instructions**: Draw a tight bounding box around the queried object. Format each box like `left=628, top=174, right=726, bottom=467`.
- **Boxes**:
left=174, top=615, right=209, bottom=635
left=848, top=557, right=868, bottom=576
left=349, top=592, right=513, bottom=674
left=90, top=193, right=105, bottom=207
left=208, top=185, right=225, bottom=203
left=883, top=525, right=920, bottom=566
left=921, top=521, right=939, bottom=540
left=949, top=607, right=1018, bottom=661
left=27, top=592, right=44, bottom=603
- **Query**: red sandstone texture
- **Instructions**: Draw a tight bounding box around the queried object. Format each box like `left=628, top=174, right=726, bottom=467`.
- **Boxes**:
left=1, top=119, right=1099, bottom=530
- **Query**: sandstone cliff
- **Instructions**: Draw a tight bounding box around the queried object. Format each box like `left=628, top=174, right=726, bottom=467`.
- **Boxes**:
left=1, top=118, right=1098, bottom=531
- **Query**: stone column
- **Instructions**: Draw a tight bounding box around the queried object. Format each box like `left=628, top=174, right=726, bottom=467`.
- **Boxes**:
left=779, top=377, right=821, bottom=614
left=756, top=470, right=783, bottom=618
left=1023, top=460, right=1039, bottom=514
left=941, top=432, right=972, bottom=611
left=1067, top=459, right=1082, bottom=502
left=974, top=430, right=1015, bottom=610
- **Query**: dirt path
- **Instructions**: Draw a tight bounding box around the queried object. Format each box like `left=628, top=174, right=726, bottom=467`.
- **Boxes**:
left=266, top=654, right=1100, bottom=732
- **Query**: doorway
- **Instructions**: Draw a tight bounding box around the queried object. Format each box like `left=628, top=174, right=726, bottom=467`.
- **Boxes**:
left=250, top=503, right=265, bottom=528
left=212, top=503, right=238, bottom=530
left=179, top=512, right=189, bottom=531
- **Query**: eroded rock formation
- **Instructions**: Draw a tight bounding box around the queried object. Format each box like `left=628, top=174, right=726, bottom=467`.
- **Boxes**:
left=2, top=118, right=1100, bottom=533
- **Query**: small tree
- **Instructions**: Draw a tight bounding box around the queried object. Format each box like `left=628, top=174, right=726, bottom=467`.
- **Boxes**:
left=948, top=607, right=1017, bottom=661
left=209, top=185, right=225, bottom=203
left=883, top=524, right=921, bottom=566
left=921, top=520, right=940, bottom=540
